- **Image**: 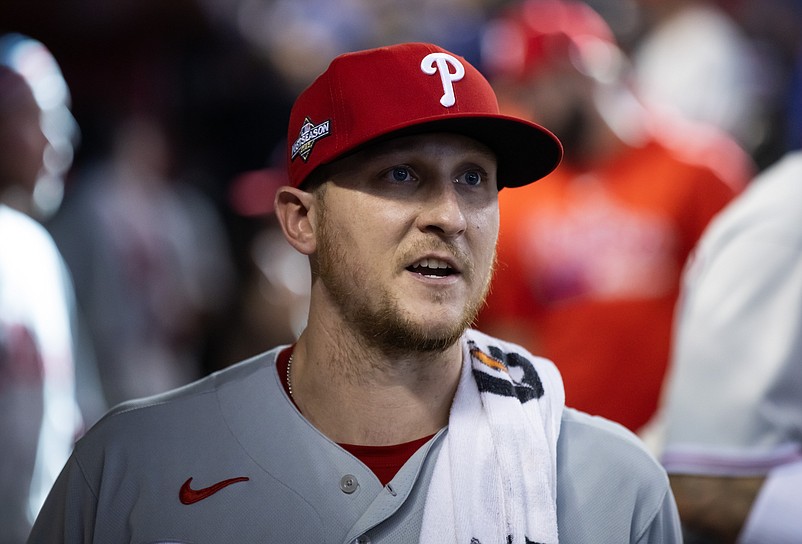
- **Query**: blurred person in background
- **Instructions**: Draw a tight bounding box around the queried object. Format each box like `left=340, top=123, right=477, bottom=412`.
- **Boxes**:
left=629, top=0, right=775, bottom=164
left=48, top=112, right=235, bottom=406
left=0, top=36, right=85, bottom=543
left=476, top=0, right=750, bottom=433
left=658, top=150, right=802, bottom=543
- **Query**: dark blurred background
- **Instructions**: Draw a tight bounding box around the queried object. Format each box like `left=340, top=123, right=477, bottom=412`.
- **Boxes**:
left=3, top=0, right=293, bottom=264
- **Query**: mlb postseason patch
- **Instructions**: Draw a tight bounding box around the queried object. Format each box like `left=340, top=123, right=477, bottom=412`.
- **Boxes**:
left=291, top=117, right=331, bottom=162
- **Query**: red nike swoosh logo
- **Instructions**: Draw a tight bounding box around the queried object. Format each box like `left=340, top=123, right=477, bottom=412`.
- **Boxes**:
left=179, top=476, right=250, bottom=505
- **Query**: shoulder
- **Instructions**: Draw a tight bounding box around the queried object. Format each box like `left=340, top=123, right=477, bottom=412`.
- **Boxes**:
left=80, top=349, right=281, bottom=446
left=718, top=152, right=802, bottom=238
left=556, top=408, right=680, bottom=543
left=0, top=205, right=61, bottom=260
left=558, top=408, right=668, bottom=479
left=0, top=205, right=71, bottom=301
left=0, top=204, right=42, bottom=233
left=67, top=348, right=287, bottom=496
left=684, top=152, right=802, bottom=286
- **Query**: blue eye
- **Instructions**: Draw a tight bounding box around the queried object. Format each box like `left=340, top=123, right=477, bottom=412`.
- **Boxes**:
left=458, top=170, right=483, bottom=186
left=390, top=166, right=413, bottom=182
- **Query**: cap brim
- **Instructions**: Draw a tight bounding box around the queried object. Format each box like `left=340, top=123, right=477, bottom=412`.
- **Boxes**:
left=338, top=114, right=563, bottom=188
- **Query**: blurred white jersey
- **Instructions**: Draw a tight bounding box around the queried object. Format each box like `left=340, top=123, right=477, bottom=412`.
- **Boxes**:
left=0, top=205, right=82, bottom=541
left=661, top=152, right=802, bottom=475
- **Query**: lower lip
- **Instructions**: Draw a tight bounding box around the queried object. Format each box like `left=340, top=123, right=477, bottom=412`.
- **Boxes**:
left=406, top=269, right=461, bottom=286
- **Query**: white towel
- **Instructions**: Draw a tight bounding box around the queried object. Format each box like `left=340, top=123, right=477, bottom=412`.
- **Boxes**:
left=420, top=329, right=565, bottom=544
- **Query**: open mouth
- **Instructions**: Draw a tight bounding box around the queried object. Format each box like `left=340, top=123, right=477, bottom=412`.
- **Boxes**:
left=407, top=258, right=457, bottom=278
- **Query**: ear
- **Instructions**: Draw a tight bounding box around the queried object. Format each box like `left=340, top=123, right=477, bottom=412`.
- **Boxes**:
left=274, top=186, right=318, bottom=255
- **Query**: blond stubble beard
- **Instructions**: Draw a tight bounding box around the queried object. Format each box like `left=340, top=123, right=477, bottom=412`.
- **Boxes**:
left=313, top=193, right=495, bottom=357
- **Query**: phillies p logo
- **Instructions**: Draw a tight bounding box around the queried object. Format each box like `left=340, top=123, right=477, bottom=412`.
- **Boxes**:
left=420, top=52, right=465, bottom=107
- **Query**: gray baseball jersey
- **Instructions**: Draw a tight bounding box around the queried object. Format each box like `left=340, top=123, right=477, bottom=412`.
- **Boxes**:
left=29, top=343, right=680, bottom=543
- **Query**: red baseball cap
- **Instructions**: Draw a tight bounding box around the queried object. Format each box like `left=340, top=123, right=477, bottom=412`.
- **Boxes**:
left=286, top=42, right=562, bottom=189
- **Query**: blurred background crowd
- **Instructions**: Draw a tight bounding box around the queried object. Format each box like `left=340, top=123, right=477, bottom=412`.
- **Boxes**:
left=3, top=0, right=802, bottom=541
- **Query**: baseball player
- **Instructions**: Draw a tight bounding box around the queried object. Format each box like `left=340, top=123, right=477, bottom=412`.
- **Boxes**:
left=29, top=42, right=680, bottom=543
left=659, top=150, right=802, bottom=542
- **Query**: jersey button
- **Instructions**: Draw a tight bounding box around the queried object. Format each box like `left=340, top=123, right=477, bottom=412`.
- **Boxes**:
left=340, top=474, right=358, bottom=494
left=353, top=536, right=371, bottom=544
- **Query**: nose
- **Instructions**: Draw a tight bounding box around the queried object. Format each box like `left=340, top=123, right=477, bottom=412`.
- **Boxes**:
left=416, top=180, right=467, bottom=238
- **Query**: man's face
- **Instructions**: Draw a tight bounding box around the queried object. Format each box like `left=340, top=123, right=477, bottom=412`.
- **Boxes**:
left=312, top=132, right=499, bottom=355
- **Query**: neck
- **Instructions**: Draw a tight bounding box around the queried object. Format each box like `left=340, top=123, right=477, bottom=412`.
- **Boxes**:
left=289, top=314, right=464, bottom=446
